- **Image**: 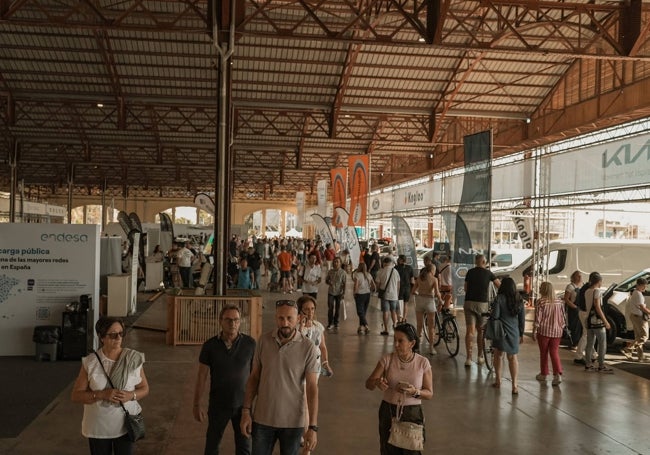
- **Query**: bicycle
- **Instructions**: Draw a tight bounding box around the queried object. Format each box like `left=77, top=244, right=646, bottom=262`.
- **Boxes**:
left=423, top=307, right=459, bottom=357
left=481, top=312, right=495, bottom=372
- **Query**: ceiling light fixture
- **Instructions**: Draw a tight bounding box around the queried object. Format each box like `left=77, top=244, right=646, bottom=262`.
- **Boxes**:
left=96, top=103, right=104, bottom=108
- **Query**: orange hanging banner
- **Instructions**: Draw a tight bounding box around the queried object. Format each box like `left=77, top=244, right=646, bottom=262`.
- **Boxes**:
left=330, top=167, right=347, bottom=228
left=348, top=154, right=369, bottom=226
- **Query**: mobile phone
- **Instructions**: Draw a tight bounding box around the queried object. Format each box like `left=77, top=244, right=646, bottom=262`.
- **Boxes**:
left=398, top=381, right=410, bottom=390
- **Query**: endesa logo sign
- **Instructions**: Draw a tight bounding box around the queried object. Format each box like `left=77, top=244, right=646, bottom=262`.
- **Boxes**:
left=40, top=233, right=89, bottom=243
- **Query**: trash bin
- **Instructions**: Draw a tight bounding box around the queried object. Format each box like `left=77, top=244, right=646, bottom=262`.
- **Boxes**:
left=33, top=325, right=61, bottom=362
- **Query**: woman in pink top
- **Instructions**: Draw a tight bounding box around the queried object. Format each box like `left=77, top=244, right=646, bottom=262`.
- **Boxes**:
left=532, top=282, right=566, bottom=386
left=365, top=323, right=433, bottom=454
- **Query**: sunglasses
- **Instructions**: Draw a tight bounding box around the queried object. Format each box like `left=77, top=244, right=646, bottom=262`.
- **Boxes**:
left=275, top=300, right=297, bottom=307
left=106, top=331, right=125, bottom=340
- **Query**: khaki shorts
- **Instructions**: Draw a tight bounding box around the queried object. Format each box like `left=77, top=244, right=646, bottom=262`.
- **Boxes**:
left=415, top=295, right=436, bottom=314
left=464, top=300, right=489, bottom=328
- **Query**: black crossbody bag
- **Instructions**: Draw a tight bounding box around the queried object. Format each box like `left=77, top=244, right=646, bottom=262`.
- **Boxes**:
left=94, top=352, right=145, bottom=442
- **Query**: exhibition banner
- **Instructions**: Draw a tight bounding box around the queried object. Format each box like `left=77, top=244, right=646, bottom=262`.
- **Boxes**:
left=330, top=167, right=347, bottom=228
left=317, top=179, right=328, bottom=215
left=511, top=204, right=534, bottom=249
left=348, top=154, right=369, bottom=226
left=130, top=232, right=140, bottom=315
left=549, top=131, right=650, bottom=195
left=492, top=161, right=535, bottom=201
left=334, top=207, right=361, bottom=268
left=0, top=224, right=100, bottom=355
left=441, top=210, right=471, bottom=307
left=392, top=216, right=418, bottom=273
left=296, top=191, right=305, bottom=228
left=457, top=130, right=492, bottom=256
left=368, top=191, right=392, bottom=215
left=393, top=180, right=436, bottom=212
left=194, top=192, right=216, bottom=216
left=311, top=213, right=335, bottom=248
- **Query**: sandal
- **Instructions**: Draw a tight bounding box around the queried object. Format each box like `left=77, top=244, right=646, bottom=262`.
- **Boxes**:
left=491, top=382, right=500, bottom=388
left=512, top=387, right=519, bottom=395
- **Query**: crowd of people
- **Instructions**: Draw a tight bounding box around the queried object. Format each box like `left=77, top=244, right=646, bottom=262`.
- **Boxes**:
left=70, top=237, right=649, bottom=455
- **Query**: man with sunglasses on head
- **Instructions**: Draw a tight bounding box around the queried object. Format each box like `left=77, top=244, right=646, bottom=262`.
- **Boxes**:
left=241, top=299, right=321, bottom=455
left=193, top=305, right=256, bottom=455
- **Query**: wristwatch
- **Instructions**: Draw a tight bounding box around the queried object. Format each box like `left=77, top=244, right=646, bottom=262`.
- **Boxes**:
left=413, top=389, right=421, bottom=399
left=308, top=425, right=319, bottom=432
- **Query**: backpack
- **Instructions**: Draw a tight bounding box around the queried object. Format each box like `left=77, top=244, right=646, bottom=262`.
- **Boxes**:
left=576, top=282, right=590, bottom=311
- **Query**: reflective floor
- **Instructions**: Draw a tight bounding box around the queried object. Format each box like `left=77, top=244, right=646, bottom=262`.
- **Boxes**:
left=2, top=276, right=650, bottom=455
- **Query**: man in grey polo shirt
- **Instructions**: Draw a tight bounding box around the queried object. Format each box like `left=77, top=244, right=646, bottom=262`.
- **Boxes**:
left=241, top=300, right=320, bottom=455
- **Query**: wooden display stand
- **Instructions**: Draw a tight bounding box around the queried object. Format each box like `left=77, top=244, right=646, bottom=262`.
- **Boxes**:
left=166, top=289, right=262, bottom=345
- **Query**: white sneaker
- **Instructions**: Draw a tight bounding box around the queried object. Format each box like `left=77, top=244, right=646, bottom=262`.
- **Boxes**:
left=464, top=358, right=472, bottom=367
left=429, top=347, right=437, bottom=356
left=552, top=375, right=562, bottom=386
left=477, top=356, right=485, bottom=365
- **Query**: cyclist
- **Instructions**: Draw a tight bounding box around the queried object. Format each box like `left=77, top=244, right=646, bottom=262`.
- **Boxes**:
left=412, top=256, right=442, bottom=355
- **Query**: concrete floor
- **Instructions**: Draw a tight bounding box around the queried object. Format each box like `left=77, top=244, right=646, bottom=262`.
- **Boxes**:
left=2, top=277, right=650, bottom=455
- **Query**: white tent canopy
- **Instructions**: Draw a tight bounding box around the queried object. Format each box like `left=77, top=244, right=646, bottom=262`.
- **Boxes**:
left=285, top=228, right=303, bottom=238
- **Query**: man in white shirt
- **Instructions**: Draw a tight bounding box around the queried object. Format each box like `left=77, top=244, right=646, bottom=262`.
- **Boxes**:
left=177, top=242, right=195, bottom=288
left=375, top=257, right=400, bottom=336
left=301, top=252, right=322, bottom=299
left=622, top=277, right=650, bottom=362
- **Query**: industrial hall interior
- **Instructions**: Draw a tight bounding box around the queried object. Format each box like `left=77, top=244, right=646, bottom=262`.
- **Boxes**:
left=3, top=1, right=650, bottom=455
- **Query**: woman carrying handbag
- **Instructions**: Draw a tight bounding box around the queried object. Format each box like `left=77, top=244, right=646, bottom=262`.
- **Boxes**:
left=71, top=317, right=149, bottom=455
left=365, top=323, right=433, bottom=454
left=490, top=277, right=525, bottom=394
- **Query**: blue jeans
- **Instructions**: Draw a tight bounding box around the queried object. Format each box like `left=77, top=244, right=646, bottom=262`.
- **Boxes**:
left=252, top=268, right=261, bottom=289
left=586, top=328, right=607, bottom=367
left=205, top=407, right=251, bottom=455
left=327, top=294, right=343, bottom=327
left=180, top=266, right=192, bottom=288
left=354, top=293, right=370, bottom=326
left=252, top=423, right=303, bottom=455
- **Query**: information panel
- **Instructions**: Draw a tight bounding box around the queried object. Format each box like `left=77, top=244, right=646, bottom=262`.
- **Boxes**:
left=0, top=224, right=100, bottom=355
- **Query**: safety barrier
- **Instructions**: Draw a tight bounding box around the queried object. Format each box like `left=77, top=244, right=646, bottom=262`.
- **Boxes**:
left=166, top=290, right=262, bottom=345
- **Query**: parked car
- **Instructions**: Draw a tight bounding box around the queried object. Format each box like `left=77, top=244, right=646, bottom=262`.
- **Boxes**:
left=490, top=249, right=531, bottom=273
left=603, top=268, right=650, bottom=344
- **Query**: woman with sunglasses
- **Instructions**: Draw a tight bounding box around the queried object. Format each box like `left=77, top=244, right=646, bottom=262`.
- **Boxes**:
left=297, top=295, right=333, bottom=377
left=71, top=317, right=149, bottom=455
left=365, top=323, right=433, bottom=454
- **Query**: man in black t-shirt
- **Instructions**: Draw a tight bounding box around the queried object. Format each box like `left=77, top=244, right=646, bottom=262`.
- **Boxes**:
left=246, top=246, right=262, bottom=290
left=395, top=254, right=415, bottom=321
left=193, top=305, right=256, bottom=455
left=464, top=254, right=501, bottom=367
left=364, top=244, right=381, bottom=279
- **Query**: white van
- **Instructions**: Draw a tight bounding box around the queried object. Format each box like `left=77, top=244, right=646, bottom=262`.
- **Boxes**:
left=494, top=239, right=650, bottom=293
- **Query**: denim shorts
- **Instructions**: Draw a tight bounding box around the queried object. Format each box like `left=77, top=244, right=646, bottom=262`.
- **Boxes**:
left=381, top=299, right=399, bottom=312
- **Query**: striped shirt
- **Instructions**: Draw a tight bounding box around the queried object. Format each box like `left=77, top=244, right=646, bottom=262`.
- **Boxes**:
left=534, top=297, right=566, bottom=338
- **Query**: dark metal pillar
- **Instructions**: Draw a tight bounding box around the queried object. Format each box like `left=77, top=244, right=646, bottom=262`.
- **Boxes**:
left=8, top=139, right=17, bottom=222
left=211, top=0, right=237, bottom=295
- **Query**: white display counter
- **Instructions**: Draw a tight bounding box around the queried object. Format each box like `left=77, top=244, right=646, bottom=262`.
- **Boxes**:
left=145, top=261, right=163, bottom=291
left=107, top=274, right=131, bottom=317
